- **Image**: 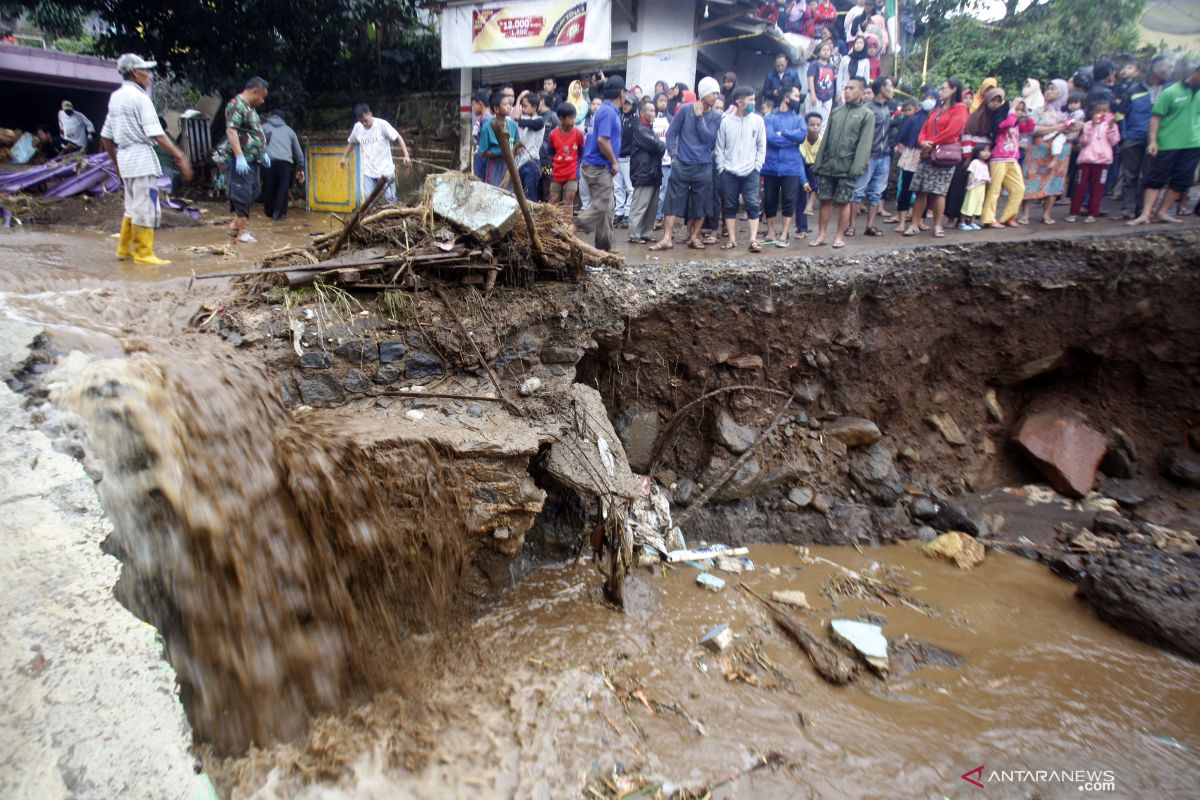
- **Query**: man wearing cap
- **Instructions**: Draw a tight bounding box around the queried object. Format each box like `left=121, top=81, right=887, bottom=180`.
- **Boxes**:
left=224, top=77, right=270, bottom=242
left=100, top=54, right=193, bottom=265
left=57, top=100, right=94, bottom=152
left=573, top=75, right=625, bottom=253
left=650, top=76, right=724, bottom=251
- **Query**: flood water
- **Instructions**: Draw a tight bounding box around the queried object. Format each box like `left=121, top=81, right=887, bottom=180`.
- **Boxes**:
left=1, top=221, right=1198, bottom=799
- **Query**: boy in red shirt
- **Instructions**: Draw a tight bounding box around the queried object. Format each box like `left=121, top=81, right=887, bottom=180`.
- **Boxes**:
left=547, top=103, right=585, bottom=215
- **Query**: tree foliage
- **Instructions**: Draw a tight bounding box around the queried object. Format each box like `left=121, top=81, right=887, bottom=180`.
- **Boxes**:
left=905, top=0, right=1147, bottom=91
left=0, top=0, right=86, bottom=38
left=14, top=0, right=444, bottom=107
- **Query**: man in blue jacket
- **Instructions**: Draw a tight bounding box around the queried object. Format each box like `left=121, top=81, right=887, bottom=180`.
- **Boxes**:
left=762, top=54, right=802, bottom=110
left=761, top=84, right=810, bottom=247
left=650, top=76, right=724, bottom=250
left=1115, top=55, right=1174, bottom=219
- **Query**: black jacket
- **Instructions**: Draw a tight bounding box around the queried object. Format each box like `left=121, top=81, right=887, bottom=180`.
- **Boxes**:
left=618, top=109, right=639, bottom=158
left=629, top=121, right=666, bottom=187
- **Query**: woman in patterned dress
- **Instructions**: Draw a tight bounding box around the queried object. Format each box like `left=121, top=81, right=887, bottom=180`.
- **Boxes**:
left=1018, top=79, right=1080, bottom=225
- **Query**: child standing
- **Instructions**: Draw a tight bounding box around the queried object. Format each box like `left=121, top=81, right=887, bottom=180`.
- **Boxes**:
left=476, top=91, right=519, bottom=190
left=1067, top=100, right=1120, bottom=223
left=547, top=103, right=585, bottom=216
left=959, top=148, right=991, bottom=230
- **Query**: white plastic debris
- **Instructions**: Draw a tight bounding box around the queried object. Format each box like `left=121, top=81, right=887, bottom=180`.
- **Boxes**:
left=404, top=410, right=425, bottom=421
left=830, top=619, right=888, bottom=674
left=696, top=573, right=726, bottom=592
left=667, top=545, right=749, bottom=563
left=597, top=435, right=615, bottom=477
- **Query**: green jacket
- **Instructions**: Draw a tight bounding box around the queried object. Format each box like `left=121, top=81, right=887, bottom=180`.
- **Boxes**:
left=813, top=100, right=875, bottom=179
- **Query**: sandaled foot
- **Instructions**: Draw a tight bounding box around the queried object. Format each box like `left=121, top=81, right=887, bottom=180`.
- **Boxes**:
left=1042, top=216, right=1056, bottom=225
left=648, top=240, right=675, bottom=251
left=808, top=237, right=827, bottom=247
left=902, top=227, right=919, bottom=237
left=702, top=234, right=720, bottom=244
left=1154, top=214, right=1182, bottom=224
left=831, top=239, right=846, bottom=248
left=688, top=239, right=707, bottom=250
left=721, top=240, right=737, bottom=250
left=776, top=237, right=791, bottom=248
left=933, top=226, right=946, bottom=238
left=864, top=227, right=884, bottom=237
left=983, top=222, right=1005, bottom=229
left=749, top=240, right=763, bottom=252
left=843, top=227, right=855, bottom=238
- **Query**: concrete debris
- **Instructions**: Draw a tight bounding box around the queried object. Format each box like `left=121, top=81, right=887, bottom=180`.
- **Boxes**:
left=428, top=173, right=519, bottom=242
left=771, top=590, right=810, bottom=609
left=1015, top=412, right=1108, bottom=498
left=923, top=531, right=985, bottom=570
left=830, top=619, right=889, bottom=675
left=714, top=555, right=744, bottom=574
left=925, top=413, right=967, bottom=446
left=696, top=573, right=726, bottom=592
left=517, top=376, right=542, bottom=397
left=542, top=384, right=637, bottom=499
left=825, top=416, right=882, bottom=447
left=699, top=623, right=734, bottom=653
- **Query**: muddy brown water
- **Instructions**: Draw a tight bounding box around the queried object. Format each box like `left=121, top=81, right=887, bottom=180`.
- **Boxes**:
left=220, top=545, right=1200, bottom=798
left=2, top=222, right=1199, bottom=797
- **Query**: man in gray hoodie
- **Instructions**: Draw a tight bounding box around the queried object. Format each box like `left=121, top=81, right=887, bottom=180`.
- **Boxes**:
left=262, top=110, right=305, bottom=220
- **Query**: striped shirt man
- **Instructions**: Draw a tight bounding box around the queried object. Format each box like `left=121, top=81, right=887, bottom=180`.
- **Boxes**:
left=100, top=81, right=164, bottom=179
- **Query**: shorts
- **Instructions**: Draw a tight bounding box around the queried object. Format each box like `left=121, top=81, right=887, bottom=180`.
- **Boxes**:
left=662, top=161, right=714, bottom=219
left=817, top=174, right=856, bottom=206
left=852, top=155, right=891, bottom=205
left=122, top=174, right=161, bottom=228
left=551, top=179, right=578, bottom=194
left=720, top=169, right=761, bottom=219
left=910, top=160, right=955, bottom=197
left=227, top=161, right=262, bottom=216
left=1142, top=147, right=1200, bottom=192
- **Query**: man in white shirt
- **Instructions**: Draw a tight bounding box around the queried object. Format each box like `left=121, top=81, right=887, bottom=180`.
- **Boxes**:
left=339, top=103, right=411, bottom=205
left=57, top=100, right=94, bottom=151
left=715, top=86, right=767, bottom=250
left=99, top=53, right=192, bottom=265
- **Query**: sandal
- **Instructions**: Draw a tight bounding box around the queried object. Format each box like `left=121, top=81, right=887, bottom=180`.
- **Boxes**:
left=832, top=240, right=846, bottom=248
left=933, top=226, right=946, bottom=238
left=843, top=227, right=855, bottom=238
left=1042, top=216, right=1056, bottom=225
left=903, top=227, right=919, bottom=237
left=648, top=240, right=675, bottom=251
left=749, top=241, right=762, bottom=252
left=702, top=234, right=720, bottom=245
left=864, top=227, right=884, bottom=237
left=881, top=215, right=900, bottom=224
left=776, top=237, right=791, bottom=248
left=688, top=239, right=707, bottom=250
left=721, top=241, right=737, bottom=250
left=808, top=238, right=827, bottom=247
left=1005, top=220, right=1020, bottom=228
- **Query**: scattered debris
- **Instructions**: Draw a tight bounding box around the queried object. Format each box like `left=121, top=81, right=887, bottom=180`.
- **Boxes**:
left=771, top=590, right=810, bottom=609
left=696, top=573, right=726, bottom=592
left=517, top=376, right=542, bottom=397
left=714, top=555, right=744, bottom=574
left=830, top=620, right=889, bottom=675
left=888, top=635, right=964, bottom=677
left=773, top=610, right=859, bottom=685
left=923, top=532, right=986, bottom=570
left=699, top=623, right=734, bottom=653
left=666, top=545, right=749, bottom=563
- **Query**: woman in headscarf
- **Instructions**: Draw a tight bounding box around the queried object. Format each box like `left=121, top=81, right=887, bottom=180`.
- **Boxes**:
left=654, top=79, right=669, bottom=98
left=982, top=88, right=1035, bottom=227
left=837, top=35, right=871, bottom=105
left=952, top=85, right=1006, bottom=228
left=666, top=82, right=690, bottom=117
left=1018, top=78, right=1077, bottom=224
left=893, top=91, right=935, bottom=233
left=1022, top=78, right=1044, bottom=114
left=567, top=80, right=588, bottom=126
left=970, top=77, right=998, bottom=113
left=721, top=71, right=739, bottom=108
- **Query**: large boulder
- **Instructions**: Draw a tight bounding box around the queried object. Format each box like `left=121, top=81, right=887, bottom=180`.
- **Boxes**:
left=1014, top=412, right=1108, bottom=498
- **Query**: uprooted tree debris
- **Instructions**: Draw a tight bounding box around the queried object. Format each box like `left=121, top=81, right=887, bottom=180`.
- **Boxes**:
left=200, top=173, right=623, bottom=291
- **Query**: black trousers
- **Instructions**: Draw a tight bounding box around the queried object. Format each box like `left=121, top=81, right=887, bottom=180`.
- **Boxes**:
left=262, top=160, right=295, bottom=220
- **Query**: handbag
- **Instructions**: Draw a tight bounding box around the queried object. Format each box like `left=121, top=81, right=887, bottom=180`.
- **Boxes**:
left=928, top=108, right=962, bottom=166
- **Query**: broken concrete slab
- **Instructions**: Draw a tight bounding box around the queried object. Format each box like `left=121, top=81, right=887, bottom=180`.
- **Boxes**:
left=696, top=573, right=726, bottom=592
left=541, top=384, right=638, bottom=499
left=1014, top=412, right=1108, bottom=498
left=427, top=173, right=519, bottom=242
left=825, top=416, right=882, bottom=447
left=700, top=623, right=734, bottom=652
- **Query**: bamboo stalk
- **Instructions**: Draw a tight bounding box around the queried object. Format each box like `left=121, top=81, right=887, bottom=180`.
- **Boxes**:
left=491, top=117, right=549, bottom=271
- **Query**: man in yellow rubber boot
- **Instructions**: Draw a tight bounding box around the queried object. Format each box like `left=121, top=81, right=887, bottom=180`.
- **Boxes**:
left=100, top=53, right=192, bottom=265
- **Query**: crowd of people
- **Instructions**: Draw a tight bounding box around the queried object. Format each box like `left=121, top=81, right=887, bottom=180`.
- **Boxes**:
left=469, top=49, right=1200, bottom=254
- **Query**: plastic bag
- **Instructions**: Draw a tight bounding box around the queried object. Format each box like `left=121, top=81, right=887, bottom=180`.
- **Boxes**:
left=10, top=132, right=35, bottom=164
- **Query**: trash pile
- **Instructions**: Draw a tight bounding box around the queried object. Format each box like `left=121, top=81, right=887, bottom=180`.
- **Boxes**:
left=232, top=173, right=623, bottom=290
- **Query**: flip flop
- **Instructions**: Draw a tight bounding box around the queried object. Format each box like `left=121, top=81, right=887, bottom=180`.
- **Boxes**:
left=831, top=240, right=846, bottom=248
left=903, top=228, right=919, bottom=237
left=749, top=241, right=763, bottom=252
left=808, top=239, right=827, bottom=247
left=721, top=241, right=737, bottom=250
left=648, top=241, right=675, bottom=251
left=933, top=227, right=946, bottom=238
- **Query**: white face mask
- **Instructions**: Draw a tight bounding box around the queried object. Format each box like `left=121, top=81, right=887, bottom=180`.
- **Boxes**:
left=921, top=98, right=936, bottom=112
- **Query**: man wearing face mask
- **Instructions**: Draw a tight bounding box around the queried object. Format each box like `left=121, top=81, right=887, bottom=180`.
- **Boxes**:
left=715, top=86, right=767, bottom=251
left=100, top=54, right=193, bottom=265
left=57, top=100, right=94, bottom=152
left=651, top=76, right=725, bottom=251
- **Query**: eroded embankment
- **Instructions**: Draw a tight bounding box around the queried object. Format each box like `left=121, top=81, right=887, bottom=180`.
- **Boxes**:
left=42, top=230, right=1200, bottom=763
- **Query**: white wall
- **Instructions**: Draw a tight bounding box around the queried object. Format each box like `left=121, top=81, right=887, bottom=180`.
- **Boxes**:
left=625, top=0, right=697, bottom=93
